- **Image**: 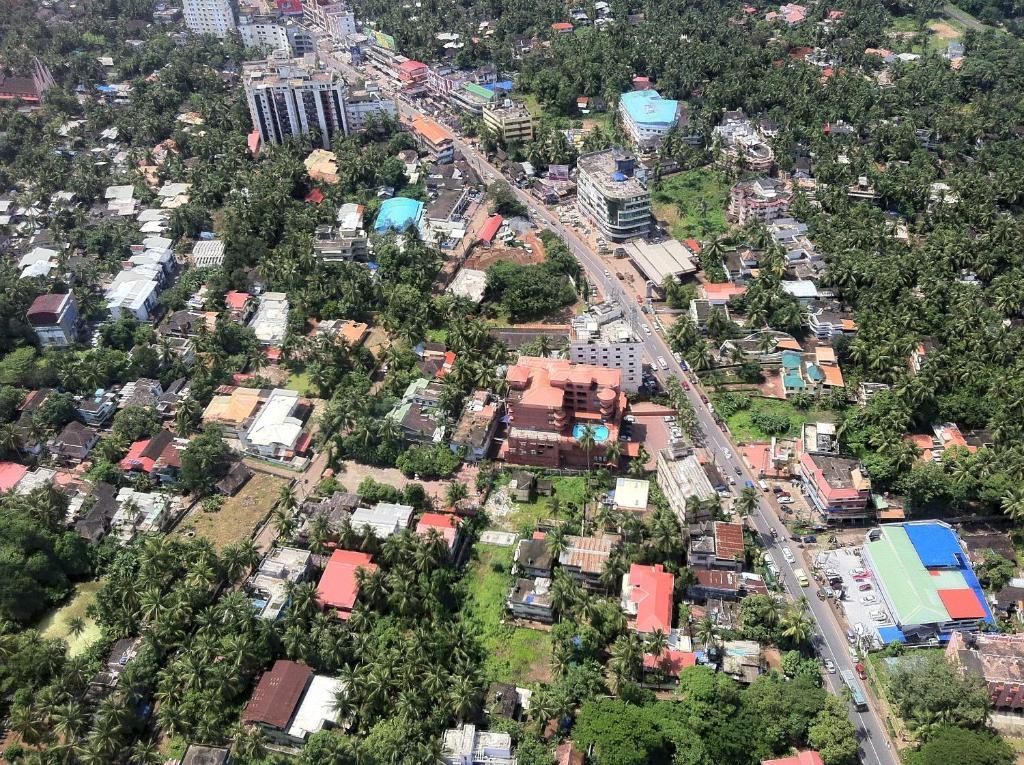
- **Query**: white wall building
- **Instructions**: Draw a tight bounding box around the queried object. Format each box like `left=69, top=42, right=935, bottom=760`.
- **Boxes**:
left=241, top=388, right=304, bottom=460
left=244, top=52, right=349, bottom=149
left=576, top=149, right=651, bottom=243
left=183, top=0, right=236, bottom=38
left=249, top=291, right=290, bottom=346
left=344, top=89, right=398, bottom=132
left=441, top=724, right=515, bottom=765
left=303, top=1, right=357, bottom=44
left=350, top=502, right=414, bottom=540
left=569, top=302, right=643, bottom=392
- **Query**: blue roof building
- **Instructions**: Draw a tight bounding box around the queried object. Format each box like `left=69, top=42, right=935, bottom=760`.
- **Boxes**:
left=373, top=197, right=424, bottom=234
left=620, top=89, right=680, bottom=149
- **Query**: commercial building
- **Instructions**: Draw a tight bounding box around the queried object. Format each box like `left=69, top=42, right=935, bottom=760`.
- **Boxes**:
left=409, top=115, right=454, bottom=163
left=727, top=177, right=793, bottom=224
left=344, top=89, right=397, bottom=132
left=619, top=89, right=681, bottom=149
left=623, top=238, right=698, bottom=286
left=303, top=1, right=357, bottom=44
left=798, top=452, right=871, bottom=520
left=314, top=202, right=369, bottom=261
left=577, top=149, right=651, bottom=242
left=238, top=17, right=316, bottom=56
left=317, top=549, right=378, bottom=619
left=241, top=388, right=307, bottom=461
left=569, top=302, right=644, bottom=392
left=183, top=0, right=236, bottom=38
left=688, top=521, right=745, bottom=571
left=27, top=293, right=78, bottom=347
left=862, top=521, right=995, bottom=643
left=657, top=449, right=717, bottom=524
left=482, top=101, right=535, bottom=143
left=500, top=357, right=627, bottom=469
left=243, top=52, right=348, bottom=149
left=450, top=82, right=497, bottom=115
left=621, top=563, right=674, bottom=634
left=441, top=724, right=516, bottom=765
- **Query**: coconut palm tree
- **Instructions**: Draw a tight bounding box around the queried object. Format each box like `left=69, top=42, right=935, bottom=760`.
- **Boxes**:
left=67, top=616, right=87, bottom=639
left=780, top=600, right=813, bottom=646
left=609, top=632, right=643, bottom=687
left=736, top=486, right=759, bottom=517
left=1003, top=487, right=1024, bottom=523
left=603, top=439, right=623, bottom=470
left=446, top=481, right=468, bottom=508
left=694, top=617, right=720, bottom=652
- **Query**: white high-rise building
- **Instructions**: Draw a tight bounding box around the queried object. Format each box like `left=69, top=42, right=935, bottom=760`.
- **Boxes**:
left=576, top=149, right=651, bottom=243
left=303, top=1, right=357, bottom=44
left=183, top=0, right=237, bottom=38
left=243, top=52, right=349, bottom=149
left=569, top=302, right=643, bottom=392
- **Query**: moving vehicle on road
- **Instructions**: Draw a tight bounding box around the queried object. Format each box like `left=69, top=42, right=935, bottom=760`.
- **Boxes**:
left=841, top=669, right=869, bottom=711
left=658, top=356, right=669, bottom=370
left=824, top=659, right=836, bottom=674
left=794, top=568, right=810, bottom=587
left=782, top=548, right=796, bottom=564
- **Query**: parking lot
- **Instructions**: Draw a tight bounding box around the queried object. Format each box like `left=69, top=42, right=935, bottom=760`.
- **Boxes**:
left=813, top=546, right=892, bottom=650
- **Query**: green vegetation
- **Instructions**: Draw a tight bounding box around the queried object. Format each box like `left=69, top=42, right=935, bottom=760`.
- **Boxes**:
left=502, top=475, right=589, bottom=530
left=651, top=169, right=731, bottom=241
left=717, top=396, right=828, bottom=442
left=37, top=580, right=104, bottom=656
left=461, top=543, right=553, bottom=684
left=484, top=231, right=582, bottom=322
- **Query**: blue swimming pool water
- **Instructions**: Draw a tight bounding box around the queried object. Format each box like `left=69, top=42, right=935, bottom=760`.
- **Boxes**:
left=572, top=423, right=610, bottom=442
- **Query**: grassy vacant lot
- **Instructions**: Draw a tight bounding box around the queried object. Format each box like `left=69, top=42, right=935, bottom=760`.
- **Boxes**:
left=462, top=543, right=553, bottom=685
left=723, top=398, right=830, bottom=442
left=651, top=169, right=730, bottom=241
left=38, top=580, right=104, bottom=656
left=504, top=475, right=589, bottom=530
left=285, top=369, right=313, bottom=395
left=176, top=472, right=286, bottom=549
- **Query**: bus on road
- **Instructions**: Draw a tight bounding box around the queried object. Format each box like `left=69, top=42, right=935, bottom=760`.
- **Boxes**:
left=841, top=669, right=868, bottom=711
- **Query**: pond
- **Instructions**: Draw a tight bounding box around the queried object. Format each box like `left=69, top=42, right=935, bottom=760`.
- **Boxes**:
left=35, top=580, right=104, bottom=656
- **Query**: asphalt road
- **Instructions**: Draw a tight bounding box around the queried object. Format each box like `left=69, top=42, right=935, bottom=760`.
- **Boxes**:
left=323, top=50, right=899, bottom=764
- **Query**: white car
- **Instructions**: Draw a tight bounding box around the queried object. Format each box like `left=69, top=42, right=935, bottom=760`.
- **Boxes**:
left=603, top=269, right=610, bottom=277
left=707, top=404, right=715, bottom=414
left=723, top=450, right=731, bottom=460
left=658, top=356, right=669, bottom=370
left=642, top=324, right=652, bottom=335
left=664, top=415, right=675, bottom=423
left=869, top=608, right=886, bottom=619
left=777, top=496, right=794, bottom=504
left=782, top=548, right=796, bottom=564
left=861, top=595, right=877, bottom=604
left=824, top=660, right=836, bottom=674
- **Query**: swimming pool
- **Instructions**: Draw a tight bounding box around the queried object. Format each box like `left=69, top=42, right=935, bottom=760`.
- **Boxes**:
left=572, top=423, right=610, bottom=442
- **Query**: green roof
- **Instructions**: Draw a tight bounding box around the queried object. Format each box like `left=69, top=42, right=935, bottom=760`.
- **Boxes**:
left=865, top=525, right=965, bottom=626
left=464, top=83, right=496, bottom=101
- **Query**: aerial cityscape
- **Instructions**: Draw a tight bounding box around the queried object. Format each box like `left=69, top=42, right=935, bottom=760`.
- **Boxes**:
left=0, top=0, right=1022, bottom=763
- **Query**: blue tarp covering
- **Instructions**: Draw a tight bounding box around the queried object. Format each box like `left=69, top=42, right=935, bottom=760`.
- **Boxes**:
left=877, top=626, right=906, bottom=644
left=904, top=522, right=963, bottom=567
left=485, top=79, right=515, bottom=92
left=373, top=197, right=423, bottom=233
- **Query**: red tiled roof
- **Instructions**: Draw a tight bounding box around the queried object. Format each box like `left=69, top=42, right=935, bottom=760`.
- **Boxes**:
left=399, top=59, right=427, bottom=73
left=478, top=214, right=503, bottom=243
left=938, top=589, right=988, bottom=620
left=627, top=563, right=674, bottom=633
left=416, top=512, right=460, bottom=548
left=0, top=462, right=28, bottom=492
left=27, top=293, right=68, bottom=324
left=762, top=752, right=825, bottom=765
left=317, top=550, right=377, bottom=617
left=714, top=521, right=745, bottom=561
left=242, top=660, right=312, bottom=729
left=551, top=22, right=574, bottom=30
left=305, top=188, right=325, bottom=205
left=225, top=291, right=251, bottom=310
left=643, top=648, right=696, bottom=677
left=119, top=439, right=155, bottom=473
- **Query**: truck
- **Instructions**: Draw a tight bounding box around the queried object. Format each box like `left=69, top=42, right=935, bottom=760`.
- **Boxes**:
left=794, top=568, right=810, bottom=587
left=840, top=669, right=869, bottom=711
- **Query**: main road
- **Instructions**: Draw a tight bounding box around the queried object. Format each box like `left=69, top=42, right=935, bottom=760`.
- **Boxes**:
left=323, top=50, right=898, bottom=764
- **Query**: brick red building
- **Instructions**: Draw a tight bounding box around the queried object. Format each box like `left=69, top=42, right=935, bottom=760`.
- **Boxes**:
left=500, top=357, right=627, bottom=469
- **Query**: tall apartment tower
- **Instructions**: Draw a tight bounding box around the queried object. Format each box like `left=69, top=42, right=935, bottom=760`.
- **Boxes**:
left=183, top=0, right=237, bottom=38
left=243, top=52, right=349, bottom=149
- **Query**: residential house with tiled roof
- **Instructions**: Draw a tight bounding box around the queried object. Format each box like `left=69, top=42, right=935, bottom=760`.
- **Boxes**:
left=621, top=563, right=674, bottom=634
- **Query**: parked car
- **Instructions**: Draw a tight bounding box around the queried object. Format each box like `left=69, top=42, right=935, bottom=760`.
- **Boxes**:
left=845, top=629, right=857, bottom=645
left=858, top=583, right=873, bottom=592
left=816, top=588, right=829, bottom=601
left=855, top=662, right=866, bottom=679
left=860, top=595, right=877, bottom=604
left=777, top=496, right=794, bottom=504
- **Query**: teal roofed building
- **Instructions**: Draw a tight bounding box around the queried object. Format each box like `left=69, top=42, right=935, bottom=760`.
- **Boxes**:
left=620, top=89, right=681, bottom=149
left=781, top=350, right=805, bottom=392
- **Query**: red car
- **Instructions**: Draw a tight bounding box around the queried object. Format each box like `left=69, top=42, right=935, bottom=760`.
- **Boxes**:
left=858, top=583, right=873, bottom=592
left=855, top=662, right=867, bottom=680
left=852, top=572, right=871, bottom=581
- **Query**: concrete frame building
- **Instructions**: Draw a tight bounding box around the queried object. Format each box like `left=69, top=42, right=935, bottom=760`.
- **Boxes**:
left=619, top=89, right=681, bottom=150
left=183, top=0, right=236, bottom=38
left=244, top=52, right=349, bottom=149
left=569, top=302, right=643, bottom=392
left=27, top=293, right=78, bottom=347
left=577, top=149, right=651, bottom=243
left=482, top=101, right=535, bottom=143
left=302, top=1, right=357, bottom=44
